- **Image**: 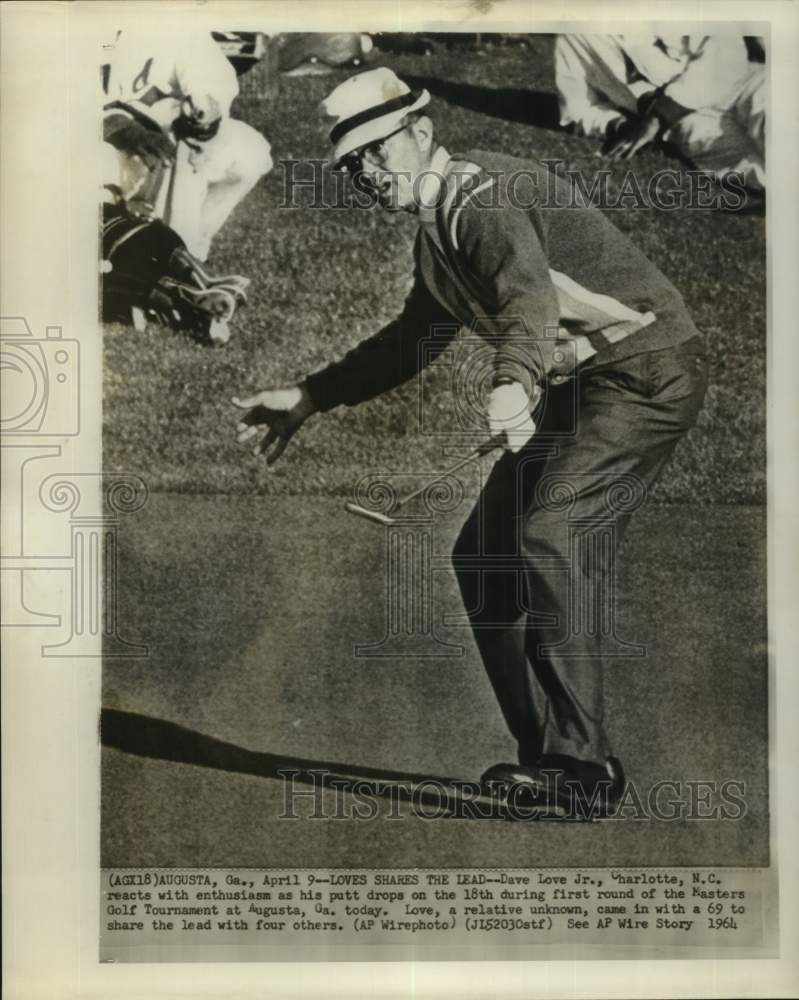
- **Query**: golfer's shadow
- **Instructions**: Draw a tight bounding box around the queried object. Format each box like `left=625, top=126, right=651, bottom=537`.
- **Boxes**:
left=101, top=708, right=474, bottom=810
left=403, top=73, right=562, bottom=132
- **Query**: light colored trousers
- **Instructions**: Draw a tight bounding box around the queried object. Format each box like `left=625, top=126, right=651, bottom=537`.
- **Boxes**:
left=104, top=117, right=273, bottom=261
left=556, top=34, right=765, bottom=190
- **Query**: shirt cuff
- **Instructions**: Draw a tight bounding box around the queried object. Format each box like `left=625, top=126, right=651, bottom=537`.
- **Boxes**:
left=303, top=371, right=344, bottom=413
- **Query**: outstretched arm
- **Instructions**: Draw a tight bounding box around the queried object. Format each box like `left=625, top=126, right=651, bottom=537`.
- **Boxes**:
left=303, top=261, right=458, bottom=411
left=233, top=249, right=458, bottom=464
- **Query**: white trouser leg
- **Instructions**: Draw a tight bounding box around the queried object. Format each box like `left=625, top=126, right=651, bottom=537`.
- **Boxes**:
left=161, top=141, right=207, bottom=255
left=555, top=34, right=641, bottom=136
left=167, top=119, right=273, bottom=261
left=668, top=67, right=765, bottom=190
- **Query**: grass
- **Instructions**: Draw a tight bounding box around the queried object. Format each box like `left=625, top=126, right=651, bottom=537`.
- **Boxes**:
left=103, top=497, right=767, bottom=868
left=101, top=38, right=768, bottom=869
left=103, top=37, right=766, bottom=504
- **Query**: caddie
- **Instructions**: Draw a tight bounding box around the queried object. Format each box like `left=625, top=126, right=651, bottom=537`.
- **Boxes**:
left=555, top=33, right=765, bottom=190
left=234, top=68, right=709, bottom=815
left=103, top=29, right=273, bottom=262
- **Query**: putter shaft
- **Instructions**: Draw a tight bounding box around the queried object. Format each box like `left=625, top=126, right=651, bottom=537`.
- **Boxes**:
left=345, top=435, right=504, bottom=526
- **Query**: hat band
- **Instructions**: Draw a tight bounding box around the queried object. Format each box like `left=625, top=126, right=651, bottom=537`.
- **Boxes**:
left=330, top=92, right=418, bottom=146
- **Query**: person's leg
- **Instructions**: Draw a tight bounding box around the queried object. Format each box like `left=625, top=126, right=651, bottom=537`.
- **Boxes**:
left=524, top=345, right=708, bottom=770
left=195, top=119, right=273, bottom=260
left=668, top=67, right=765, bottom=191
left=456, top=342, right=708, bottom=782
left=555, top=35, right=641, bottom=136
left=453, top=443, right=555, bottom=764
left=453, top=373, right=586, bottom=764
left=160, top=140, right=210, bottom=258
left=164, top=120, right=272, bottom=261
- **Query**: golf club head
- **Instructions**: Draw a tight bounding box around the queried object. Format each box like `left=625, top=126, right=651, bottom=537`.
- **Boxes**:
left=344, top=501, right=397, bottom=527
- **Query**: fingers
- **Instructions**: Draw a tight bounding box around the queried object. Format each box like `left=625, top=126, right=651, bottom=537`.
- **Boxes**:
left=603, top=119, right=656, bottom=161
left=254, top=427, right=278, bottom=457
left=264, top=435, right=289, bottom=466
left=618, top=137, right=641, bottom=160
left=232, top=397, right=287, bottom=459
left=626, top=135, right=652, bottom=159
left=609, top=121, right=658, bottom=161
left=600, top=126, right=630, bottom=158
left=608, top=141, right=633, bottom=161
left=254, top=428, right=290, bottom=465
left=235, top=404, right=272, bottom=433
left=236, top=423, right=260, bottom=444
left=613, top=144, right=640, bottom=161
left=232, top=390, right=301, bottom=466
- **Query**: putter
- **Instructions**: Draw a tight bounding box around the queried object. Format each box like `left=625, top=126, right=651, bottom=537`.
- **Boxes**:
left=345, top=434, right=505, bottom=526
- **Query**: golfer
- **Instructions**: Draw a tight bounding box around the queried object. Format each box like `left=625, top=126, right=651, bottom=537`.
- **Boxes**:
left=234, top=68, right=708, bottom=815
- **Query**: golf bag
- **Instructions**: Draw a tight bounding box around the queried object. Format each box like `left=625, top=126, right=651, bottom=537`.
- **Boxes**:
left=101, top=202, right=249, bottom=345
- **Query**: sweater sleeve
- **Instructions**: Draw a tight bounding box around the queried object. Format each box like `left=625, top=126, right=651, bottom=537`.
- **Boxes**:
left=304, top=255, right=459, bottom=412
left=455, top=195, right=561, bottom=394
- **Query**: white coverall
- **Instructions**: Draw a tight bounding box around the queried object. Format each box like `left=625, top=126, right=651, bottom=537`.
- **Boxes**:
left=104, top=30, right=273, bottom=259
left=555, top=34, right=765, bottom=190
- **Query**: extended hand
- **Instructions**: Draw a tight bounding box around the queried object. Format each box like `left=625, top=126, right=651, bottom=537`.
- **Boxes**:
left=232, top=385, right=316, bottom=465
left=601, top=115, right=660, bottom=160
left=486, top=382, right=538, bottom=453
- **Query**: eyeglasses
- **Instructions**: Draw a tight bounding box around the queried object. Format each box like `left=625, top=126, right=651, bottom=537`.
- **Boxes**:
left=338, top=123, right=408, bottom=175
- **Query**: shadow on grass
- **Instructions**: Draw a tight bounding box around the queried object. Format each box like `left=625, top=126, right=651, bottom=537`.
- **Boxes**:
left=102, top=707, right=452, bottom=786
left=403, top=73, right=562, bottom=131
left=101, top=708, right=564, bottom=822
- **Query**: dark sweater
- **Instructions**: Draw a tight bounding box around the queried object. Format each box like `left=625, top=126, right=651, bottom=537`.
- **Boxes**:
left=305, top=149, right=699, bottom=411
